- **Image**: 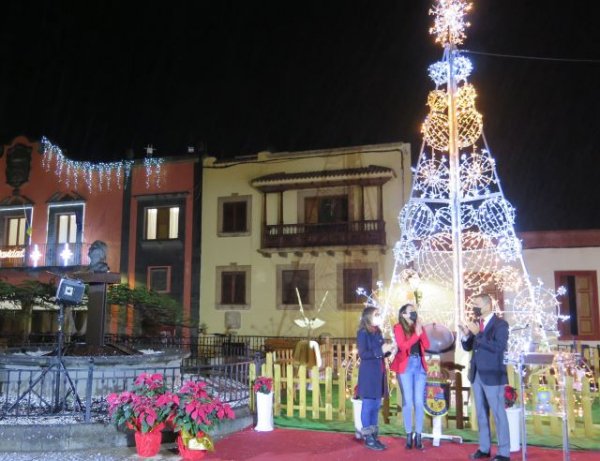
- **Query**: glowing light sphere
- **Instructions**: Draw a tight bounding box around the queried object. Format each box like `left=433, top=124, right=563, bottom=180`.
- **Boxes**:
left=461, top=203, right=478, bottom=229
left=434, top=206, right=452, bottom=232
left=399, top=201, right=435, bottom=239
left=460, top=151, right=496, bottom=197
left=455, top=84, right=483, bottom=148
left=506, top=282, right=564, bottom=358
left=427, top=89, right=448, bottom=112
left=497, top=234, right=522, bottom=262
left=428, top=56, right=473, bottom=86
left=478, top=198, right=515, bottom=237
left=423, top=112, right=450, bottom=151
left=393, top=237, right=418, bottom=264
left=416, top=231, right=499, bottom=288
left=493, top=266, right=524, bottom=292
left=457, top=107, right=483, bottom=148
left=414, top=157, right=450, bottom=198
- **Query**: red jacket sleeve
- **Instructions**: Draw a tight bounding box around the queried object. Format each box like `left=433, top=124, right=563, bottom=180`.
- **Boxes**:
left=394, top=324, right=419, bottom=353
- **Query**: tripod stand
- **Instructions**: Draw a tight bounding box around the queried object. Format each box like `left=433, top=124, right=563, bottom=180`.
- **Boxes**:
left=8, top=301, right=84, bottom=414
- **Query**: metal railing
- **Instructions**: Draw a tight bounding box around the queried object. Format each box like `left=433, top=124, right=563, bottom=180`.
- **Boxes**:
left=0, top=242, right=91, bottom=268
left=262, top=220, right=386, bottom=248
left=0, top=359, right=254, bottom=422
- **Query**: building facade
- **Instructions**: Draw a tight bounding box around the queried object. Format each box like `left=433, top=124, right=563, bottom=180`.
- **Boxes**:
left=521, top=229, right=600, bottom=344
left=200, top=143, right=412, bottom=338
left=0, top=136, right=201, bottom=342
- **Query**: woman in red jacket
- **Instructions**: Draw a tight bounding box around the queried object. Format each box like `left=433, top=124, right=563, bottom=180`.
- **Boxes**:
left=390, top=303, right=430, bottom=449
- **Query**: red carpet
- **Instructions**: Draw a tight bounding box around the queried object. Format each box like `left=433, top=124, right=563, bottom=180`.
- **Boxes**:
left=204, top=428, right=598, bottom=461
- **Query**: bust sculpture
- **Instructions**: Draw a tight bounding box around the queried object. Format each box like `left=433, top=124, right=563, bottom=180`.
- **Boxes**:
left=87, top=240, right=109, bottom=273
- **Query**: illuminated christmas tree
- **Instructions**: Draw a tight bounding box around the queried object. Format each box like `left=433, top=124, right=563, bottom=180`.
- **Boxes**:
left=387, top=0, right=565, bottom=358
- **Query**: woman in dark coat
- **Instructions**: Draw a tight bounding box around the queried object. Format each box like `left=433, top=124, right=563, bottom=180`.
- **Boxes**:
left=357, top=306, right=393, bottom=451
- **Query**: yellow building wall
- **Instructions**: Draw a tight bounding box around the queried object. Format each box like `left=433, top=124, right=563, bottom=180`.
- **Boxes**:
left=200, top=142, right=411, bottom=338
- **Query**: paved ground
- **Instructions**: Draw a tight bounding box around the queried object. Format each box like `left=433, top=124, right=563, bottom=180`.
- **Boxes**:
left=0, top=445, right=181, bottom=460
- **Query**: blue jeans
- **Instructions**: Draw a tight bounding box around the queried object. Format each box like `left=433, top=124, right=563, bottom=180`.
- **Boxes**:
left=398, top=355, right=427, bottom=433
left=361, top=398, right=381, bottom=429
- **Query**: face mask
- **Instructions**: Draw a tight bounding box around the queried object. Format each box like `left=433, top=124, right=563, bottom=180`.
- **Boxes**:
left=472, top=307, right=482, bottom=318
left=409, top=312, right=418, bottom=322
left=372, top=315, right=383, bottom=327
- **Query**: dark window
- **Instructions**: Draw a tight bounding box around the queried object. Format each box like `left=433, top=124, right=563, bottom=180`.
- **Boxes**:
left=305, top=195, right=348, bottom=224
left=148, top=267, right=171, bottom=293
left=343, top=268, right=372, bottom=304
left=281, top=269, right=310, bottom=305
left=221, top=271, right=246, bottom=304
left=555, top=271, right=599, bottom=340
left=222, top=201, right=247, bottom=233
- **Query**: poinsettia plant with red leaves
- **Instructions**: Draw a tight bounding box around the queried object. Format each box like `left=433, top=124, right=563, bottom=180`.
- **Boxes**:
left=107, top=373, right=179, bottom=433
left=172, top=379, right=235, bottom=450
left=253, top=376, right=273, bottom=394
left=504, top=385, right=518, bottom=408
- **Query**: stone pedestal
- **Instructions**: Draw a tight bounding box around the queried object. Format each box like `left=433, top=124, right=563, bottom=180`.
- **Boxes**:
left=72, top=272, right=121, bottom=347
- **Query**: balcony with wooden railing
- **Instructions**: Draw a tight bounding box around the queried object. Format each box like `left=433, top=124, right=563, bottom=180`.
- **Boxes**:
left=0, top=242, right=91, bottom=269
left=261, top=220, right=386, bottom=249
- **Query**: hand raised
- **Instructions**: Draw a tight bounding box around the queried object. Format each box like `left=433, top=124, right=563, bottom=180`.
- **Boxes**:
left=466, top=321, right=480, bottom=335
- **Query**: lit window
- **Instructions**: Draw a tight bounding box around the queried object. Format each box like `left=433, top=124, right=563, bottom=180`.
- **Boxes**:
left=145, top=207, right=179, bottom=240
left=7, top=217, right=26, bottom=246
left=57, top=213, right=77, bottom=244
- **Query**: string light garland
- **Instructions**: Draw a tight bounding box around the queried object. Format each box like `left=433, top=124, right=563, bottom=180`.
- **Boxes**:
left=41, top=137, right=164, bottom=193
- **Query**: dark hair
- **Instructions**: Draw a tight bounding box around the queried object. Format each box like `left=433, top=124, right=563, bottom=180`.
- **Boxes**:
left=398, top=303, right=415, bottom=336
left=359, top=307, right=378, bottom=333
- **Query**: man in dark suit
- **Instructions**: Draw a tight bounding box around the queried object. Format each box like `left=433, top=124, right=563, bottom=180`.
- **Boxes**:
left=460, top=294, right=510, bottom=461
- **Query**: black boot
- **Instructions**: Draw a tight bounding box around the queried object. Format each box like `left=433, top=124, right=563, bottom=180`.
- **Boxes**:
left=373, top=426, right=386, bottom=450
left=405, top=432, right=414, bottom=449
left=364, top=435, right=385, bottom=451
left=415, top=433, right=423, bottom=449
left=362, top=426, right=384, bottom=451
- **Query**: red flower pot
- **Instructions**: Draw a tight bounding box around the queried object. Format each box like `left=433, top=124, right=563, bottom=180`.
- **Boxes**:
left=134, top=423, right=164, bottom=458
left=177, top=435, right=206, bottom=460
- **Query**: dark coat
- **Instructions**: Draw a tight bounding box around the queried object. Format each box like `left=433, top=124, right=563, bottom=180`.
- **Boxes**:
left=357, top=327, right=388, bottom=399
left=462, top=314, right=509, bottom=385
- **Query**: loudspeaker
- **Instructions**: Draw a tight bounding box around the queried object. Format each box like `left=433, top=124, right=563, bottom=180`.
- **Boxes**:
left=56, top=278, right=85, bottom=305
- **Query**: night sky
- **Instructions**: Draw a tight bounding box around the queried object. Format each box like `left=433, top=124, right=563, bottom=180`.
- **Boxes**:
left=1, top=1, right=599, bottom=231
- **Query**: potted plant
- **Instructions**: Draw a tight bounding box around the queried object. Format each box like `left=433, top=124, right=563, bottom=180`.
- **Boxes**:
left=253, top=376, right=274, bottom=432
left=107, top=373, right=178, bottom=458
left=173, top=379, right=235, bottom=460
left=504, top=385, right=520, bottom=452
left=351, top=384, right=362, bottom=440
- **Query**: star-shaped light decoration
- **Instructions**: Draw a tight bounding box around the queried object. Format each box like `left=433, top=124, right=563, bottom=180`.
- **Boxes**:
left=429, top=0, right=472, bottom=46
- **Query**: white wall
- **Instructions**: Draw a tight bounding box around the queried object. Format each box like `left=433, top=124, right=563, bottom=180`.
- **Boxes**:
left=523, top=246, right=600, bottom=345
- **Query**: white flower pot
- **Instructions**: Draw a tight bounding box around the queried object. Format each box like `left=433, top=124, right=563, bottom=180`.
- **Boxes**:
left=351, top=398, right=362, bottom=439
left=255, top=391, right=274, bottom=432
left=506, top=406, right=521, bottom=452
